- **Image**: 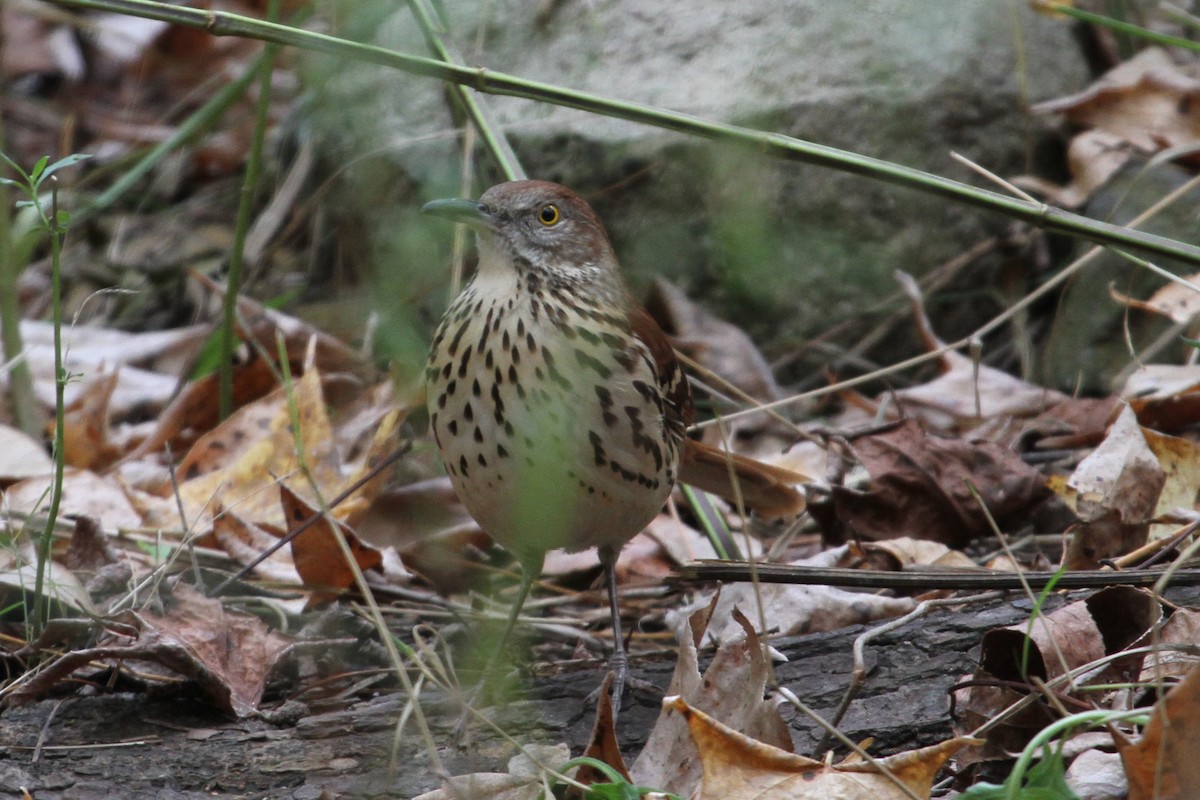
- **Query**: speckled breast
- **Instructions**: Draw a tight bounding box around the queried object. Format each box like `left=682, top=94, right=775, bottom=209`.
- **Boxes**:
left=426, top=275, right=678, bottom=561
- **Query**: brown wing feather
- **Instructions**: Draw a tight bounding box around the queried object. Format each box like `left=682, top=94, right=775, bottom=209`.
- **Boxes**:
left=630, top=305, right=804, bottom=518
left=629, top=305, right=693, bottom=442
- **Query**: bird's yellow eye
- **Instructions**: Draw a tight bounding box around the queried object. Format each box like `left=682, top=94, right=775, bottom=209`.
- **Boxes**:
left=537, top=204, right=560, bottom=226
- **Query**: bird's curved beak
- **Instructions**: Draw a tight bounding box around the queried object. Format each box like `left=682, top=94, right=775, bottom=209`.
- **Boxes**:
left=420, top=198, right=498, bottom=230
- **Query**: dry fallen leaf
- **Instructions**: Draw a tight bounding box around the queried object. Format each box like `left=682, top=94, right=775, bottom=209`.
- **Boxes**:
left=665, top=695, right=978, bottom=799
left=412, top=743, right=573, bottom=800
left=954, top=586, right=1160, bottom=764
left=827, top=419, right=1050, bottom=547
left=280, top=484, right=383, bottom=606
left=1061, top=403, right=1165, bottom=569
left=1033, top=48, right=1200, bottom=157
left=633, top=606, right=792, bottom=797
left=1116, top=662, right=1200, bottom=800
left=677, top=545, right=915, bottom=648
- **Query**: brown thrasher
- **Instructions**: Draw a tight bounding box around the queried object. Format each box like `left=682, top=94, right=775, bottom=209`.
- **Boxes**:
left=423, top=180, right=802, bottom=708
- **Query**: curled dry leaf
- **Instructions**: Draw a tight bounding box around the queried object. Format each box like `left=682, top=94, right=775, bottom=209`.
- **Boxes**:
left=1111, top=271, right=1200, bottom=325
left=632, top=606, right=792, bottom=797
left=953, top=586, right=1160, bottom=764
left=825, top=418, right=1050, bottom=548
left=1012, top=129, right=1133, bottom=208
left=1061, top=404, right=1165, bottom=569
left=60, top=369, right=122, bottom=471
left=1123, top=364, right=1200, bottom=433
left=1033, top=47, right=1200, bottom=157
left=664, top=695, right=979, bottom=800
left=1139, top=608, right=1200, bottom=684
left=412, top=743, right=572, bottom=800
left=1115, top=662, right=1200, bottom=800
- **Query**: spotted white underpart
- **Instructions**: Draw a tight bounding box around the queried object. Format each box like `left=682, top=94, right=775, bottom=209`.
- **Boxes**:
left=426, top=260, right=678, bottom=564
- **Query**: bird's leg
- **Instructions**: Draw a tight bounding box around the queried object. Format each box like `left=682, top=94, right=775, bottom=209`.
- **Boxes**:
left=598, top=544, right=627, bottom=716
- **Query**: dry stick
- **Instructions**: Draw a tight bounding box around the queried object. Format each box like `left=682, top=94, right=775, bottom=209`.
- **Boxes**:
left=672, top=562, right=1200, bottom=590
left=701, top=171, right=1200, bottom=429
left=813, top=591, right=1002, bottom=756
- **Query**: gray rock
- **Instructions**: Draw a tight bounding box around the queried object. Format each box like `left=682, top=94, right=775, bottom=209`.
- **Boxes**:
left=302, top=0, right=1090, bottom=374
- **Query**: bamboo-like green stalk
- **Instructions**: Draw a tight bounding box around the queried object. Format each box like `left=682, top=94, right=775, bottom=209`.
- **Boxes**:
left=38, top=0, right=1200, bottom=267
left=406, top=0, right=524, bottom=182
left=1041, top=1, right=1200, bottom=52
left=220, top=0, right=281, bottom=420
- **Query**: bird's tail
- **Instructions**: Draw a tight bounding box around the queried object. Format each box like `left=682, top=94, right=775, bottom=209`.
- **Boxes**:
left=678, top=439, right=806, bottom=519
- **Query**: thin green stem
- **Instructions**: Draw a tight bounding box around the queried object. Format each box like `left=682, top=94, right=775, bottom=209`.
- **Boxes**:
left=220, top=1, right=280, bottom=420
left=31, top=181, right=68, bottom=636
left=38, top=0, right=1200, bottom=266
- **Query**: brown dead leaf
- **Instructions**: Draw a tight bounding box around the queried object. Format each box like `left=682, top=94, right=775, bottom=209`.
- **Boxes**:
left=1142, top=429, right=1200, bottom=529
left=354, top=477, right=487, bottom=595
left=954, top=586, right=1159, bottom=763
left=209, top=504, right=302, bottom=586
left=828, top=419, right=1050, bottom=547
left=664, top=695, right=977, bottom=800
left=60, top=370, right=122, bottom=471
left=412, top=743, right=572, bottom=800
left=646, top=278, right=784, bottom=428
left=1112, top=272, right=1200, bottom=324
left=574, top=671, right=632, bottom=790
left=5, top=584, right=292, bottom=717
left=1033, top=48, right=1200, bottom=157
left=1012, top=129, right=1133, bottom=208
left=849, top=537, right=978, bottom=572
left=632, top=607, right=795, bottom=796
left=1140, top=608, right=1200, bottom=684
left=1124, top=365, right=1200, bottom=433
left=135, top=584, right=293, bottom=716
left=680, top=546, right=915, bottom=648
left=1021, top=395, right=1119, bottom=451
left=1116, top=662, right=1200, bottom=800
left=130, top=349, right=280, bottom=463
left=175, top=363, right=389, bottom=535
left=1062, top=404, right=1165, bottom=569
left=892, top=271, right=1068, bottom=432
left=5, top=469, right=143, bottom=531
left=280, top=484, right=383, bottom=606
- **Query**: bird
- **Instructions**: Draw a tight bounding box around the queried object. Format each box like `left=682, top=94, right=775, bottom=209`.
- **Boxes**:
left=422, top=180, right=803, bottom=712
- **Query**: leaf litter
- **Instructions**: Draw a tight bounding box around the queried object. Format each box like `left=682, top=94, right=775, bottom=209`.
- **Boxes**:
left=7, top=10, right=1200, bottom=799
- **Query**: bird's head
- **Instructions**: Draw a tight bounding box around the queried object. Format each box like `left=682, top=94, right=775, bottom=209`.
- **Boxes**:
left=423, top=180, right=621, bottom=289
